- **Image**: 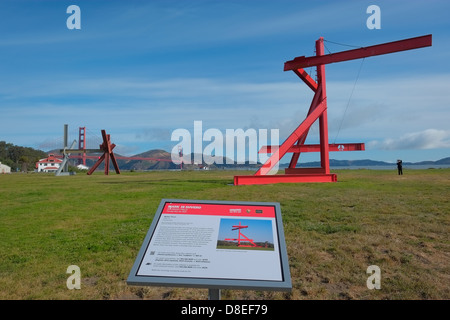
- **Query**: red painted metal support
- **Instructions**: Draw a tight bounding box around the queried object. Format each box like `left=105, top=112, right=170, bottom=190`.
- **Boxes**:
left=284, top=35, right=432, bottom=71
left=255, top=98, right=328, bottom=176
left=234, top=34, right=432, bottom=185
left=234, top=173, right=337, bottom=186
left=260, top=143, right=365, bottom=154
left=317, top=38, right=330, bottom=175
left=87, top=130, right=120, bottom=175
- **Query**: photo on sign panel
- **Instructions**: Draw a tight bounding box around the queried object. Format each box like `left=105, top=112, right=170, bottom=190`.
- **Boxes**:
left=216, top=218, right=275, bottom=251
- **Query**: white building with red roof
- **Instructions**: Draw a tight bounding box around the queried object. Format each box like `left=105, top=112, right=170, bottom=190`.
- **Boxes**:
left=0, top=162, right=11, bottom=174
left=36, top=154, right=63, bottom=173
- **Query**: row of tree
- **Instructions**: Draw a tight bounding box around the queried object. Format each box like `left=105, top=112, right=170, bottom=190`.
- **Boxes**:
left=0, top=141, right=47, bottom=172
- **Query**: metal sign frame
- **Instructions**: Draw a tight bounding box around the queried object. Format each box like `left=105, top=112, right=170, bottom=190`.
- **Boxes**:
left=127, top=199, right=292, bottom=291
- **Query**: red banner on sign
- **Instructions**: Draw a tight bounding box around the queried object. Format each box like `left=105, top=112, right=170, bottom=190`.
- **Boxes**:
left=162, top=202, right=275, bottom=218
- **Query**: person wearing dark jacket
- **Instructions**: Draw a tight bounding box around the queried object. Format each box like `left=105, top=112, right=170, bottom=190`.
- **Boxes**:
left=397, top=160, right=403, bottom=175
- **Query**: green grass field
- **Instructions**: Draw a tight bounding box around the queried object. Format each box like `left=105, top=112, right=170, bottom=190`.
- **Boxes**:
left=0, top=169, right=448, bottom=300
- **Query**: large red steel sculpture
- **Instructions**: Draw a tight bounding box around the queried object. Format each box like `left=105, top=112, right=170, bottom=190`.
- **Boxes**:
left=87, top=130, right=121, bottom=175
left=234, top=34, right=432, bottom=185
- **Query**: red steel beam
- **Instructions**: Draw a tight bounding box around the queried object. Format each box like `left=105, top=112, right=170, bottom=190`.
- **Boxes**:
left=284, top=34, right=432, bottom=71
left=255, top=98, right=327, bottom=176
left=288, top=85, right=323, bottom=168
left=293, top=68, right=318, bottom=92
left=259, top=143, right=365, bottom=153
left=284, top=167, right=327, bottom=175
left=234, top=173, right=337, bottom=185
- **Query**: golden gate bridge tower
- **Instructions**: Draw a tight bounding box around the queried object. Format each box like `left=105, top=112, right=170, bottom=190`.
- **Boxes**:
left=78, top=127, right=86, bottom=166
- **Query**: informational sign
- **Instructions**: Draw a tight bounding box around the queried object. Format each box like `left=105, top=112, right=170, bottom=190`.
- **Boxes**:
left=127, top=199, right=291, bottom=291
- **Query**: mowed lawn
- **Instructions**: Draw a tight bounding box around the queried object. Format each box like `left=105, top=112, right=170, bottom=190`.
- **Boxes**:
left=0, top=169, right=448, bottom=300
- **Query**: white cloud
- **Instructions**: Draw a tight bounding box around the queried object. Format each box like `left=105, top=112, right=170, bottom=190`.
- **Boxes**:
left=367, top=129, right=450, bottom=150
left=2, top=72, right=450, bottom=158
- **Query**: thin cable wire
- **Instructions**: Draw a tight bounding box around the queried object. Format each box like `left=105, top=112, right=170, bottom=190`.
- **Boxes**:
left=323, top=42, right=333, bottom=54
left=86, top=128, right=103, bottom=149
left=324, top=39, right=363, bottom=49
left=333, top=57, right=365, bottom=144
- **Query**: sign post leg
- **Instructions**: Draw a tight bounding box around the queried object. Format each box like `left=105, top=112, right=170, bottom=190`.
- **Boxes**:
left=208, top=289, right=221, bottom=300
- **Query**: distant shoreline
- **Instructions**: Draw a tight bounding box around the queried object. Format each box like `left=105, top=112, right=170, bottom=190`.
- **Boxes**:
left=329, top=164, right=450, bottom=170
left=200, top=164, right=450, bottom=171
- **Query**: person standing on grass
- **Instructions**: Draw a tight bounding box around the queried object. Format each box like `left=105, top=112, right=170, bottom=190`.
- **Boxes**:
left=397, top=159, right=403, bottom=175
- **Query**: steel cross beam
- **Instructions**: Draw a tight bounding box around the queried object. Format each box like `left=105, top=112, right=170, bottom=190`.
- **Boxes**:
left=260, top=143, right=365, bottom=153
left=234, top=34, right=432, bottom=186
left=284, top=35, right=432, bottom=71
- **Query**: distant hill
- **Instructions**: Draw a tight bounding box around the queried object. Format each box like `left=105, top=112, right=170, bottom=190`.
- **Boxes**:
left=180, top=153, right=254, bottom=169
left=118, top=149, right=178, bottom=170
left=103, top=152, right=450, bottom=170
left=93, top=150, right=258, bottom=171
left=114, top=151, right=450, bottom=171
left=19, top=143, right=450, bottom=172
left=0, top=141, right=47, bottom=172
left=414, top=157, right=450, bottom=165
left=280, top=159, right=393, bottom=168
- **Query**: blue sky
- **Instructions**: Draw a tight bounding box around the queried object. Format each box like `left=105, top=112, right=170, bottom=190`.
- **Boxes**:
left=1, top=0, right=449, bottom=163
